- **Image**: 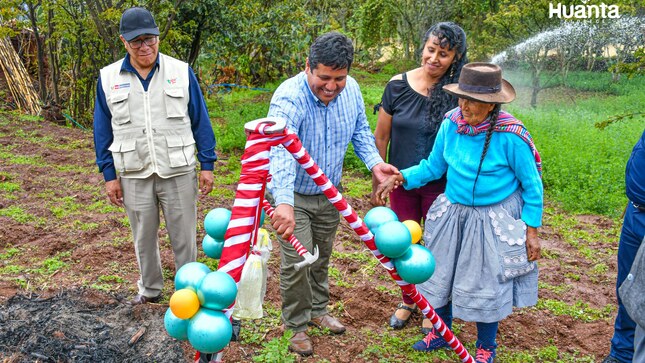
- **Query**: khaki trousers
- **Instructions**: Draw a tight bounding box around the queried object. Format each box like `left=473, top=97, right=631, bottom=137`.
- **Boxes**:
left=269, top=192, right=340, bottom=332
left=121, top=171, right=198, bottom=297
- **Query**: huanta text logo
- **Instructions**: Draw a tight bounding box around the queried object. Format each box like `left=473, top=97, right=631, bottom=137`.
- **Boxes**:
left=549, top=1, right=620, bottom=19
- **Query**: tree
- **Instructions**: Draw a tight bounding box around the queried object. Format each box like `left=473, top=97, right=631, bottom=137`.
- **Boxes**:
left=25, top=0, right=47, bottom=102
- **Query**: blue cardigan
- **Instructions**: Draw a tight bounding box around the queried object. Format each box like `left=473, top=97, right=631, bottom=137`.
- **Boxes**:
left=401, top=116, right=544, bottom=227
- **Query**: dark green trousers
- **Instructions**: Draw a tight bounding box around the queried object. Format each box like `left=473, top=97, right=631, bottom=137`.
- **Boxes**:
left=268, top=192, right=340, bottom=332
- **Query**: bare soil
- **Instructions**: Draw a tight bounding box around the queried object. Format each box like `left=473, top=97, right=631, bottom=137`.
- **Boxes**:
left=0, top=114, right=620, bottom=362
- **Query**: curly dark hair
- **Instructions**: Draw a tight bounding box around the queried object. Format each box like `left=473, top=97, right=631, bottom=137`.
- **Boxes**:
left=308, top=32, right=354, bottom=72
left=422, top=22, right=468, bottom=135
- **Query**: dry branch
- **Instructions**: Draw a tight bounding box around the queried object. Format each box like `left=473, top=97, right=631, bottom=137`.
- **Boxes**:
left=0, top=36, right=41, bottom=115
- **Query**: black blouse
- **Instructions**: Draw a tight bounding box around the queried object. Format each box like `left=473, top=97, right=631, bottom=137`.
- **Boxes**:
left=381, top=73, right=441, bottom=170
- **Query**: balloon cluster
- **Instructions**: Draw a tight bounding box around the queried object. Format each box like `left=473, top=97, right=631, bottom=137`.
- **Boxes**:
left=202, top=207, right=265, bottom=259
left=164, top=262, right=238, bottom=353
left=363, top=206, right=436, bottom=284
left=202, top=208, right=232, bottom=259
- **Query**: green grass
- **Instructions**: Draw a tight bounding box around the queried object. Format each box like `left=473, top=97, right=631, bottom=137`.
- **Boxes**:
left=252, top=329, right=296, bottom=363
left=328, top=265, right=353, bottom=288
left=206, top=91, right=272, bottom=153
left=0, top=150, right=42, bottom=165
left=0, top=205, right=45, bottom=225
left=0, top=247, right=21, bottom=259
left=49, top=196, right=82, bottom=218
left=534, top=299, right=613, bottom=322
left=0, top=181, right=20, bottom=192
left=91, top=275, right=125, bottom=292
left=505, top=71, right=643, bottom=217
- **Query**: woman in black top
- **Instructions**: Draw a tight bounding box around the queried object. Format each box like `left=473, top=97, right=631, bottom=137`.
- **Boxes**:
left=372, top=22, right=468, bottom=335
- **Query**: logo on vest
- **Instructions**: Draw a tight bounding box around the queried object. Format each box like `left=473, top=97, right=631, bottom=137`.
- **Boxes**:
left=167, top=78, right=177, bottom=85
left=112, top=83, right=131, bottom=90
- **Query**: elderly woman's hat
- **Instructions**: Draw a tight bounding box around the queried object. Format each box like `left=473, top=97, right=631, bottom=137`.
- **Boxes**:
left=443, top=63, right=515, bottom=104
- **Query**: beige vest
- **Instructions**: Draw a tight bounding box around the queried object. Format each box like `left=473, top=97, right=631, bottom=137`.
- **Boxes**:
left=100, top=53, right=196, bottom=179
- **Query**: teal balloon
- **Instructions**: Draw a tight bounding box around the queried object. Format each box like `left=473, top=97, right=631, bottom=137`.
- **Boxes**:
left=202, top=235, right=224, bottom=259
left=364, top=206, right=398, bottom=233
left=196, top=271, right=238, bottom=310
left=164, top=307, right=189, bottom=341
left=175, top=262, right=212, bottom=292
left=259, top=209, right=266, bottom=226
left=374, top=220, right=412, bottom=258
left=393, top=244, right=436, bottom=284
left=187, top=308, right=233, bottom=353
left=204, top=208, right=231, bottom=240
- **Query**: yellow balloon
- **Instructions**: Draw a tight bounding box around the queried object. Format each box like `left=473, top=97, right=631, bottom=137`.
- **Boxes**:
left=169, top=288, right=200, bottom=319
left=402, top=220, right=422, bottom=244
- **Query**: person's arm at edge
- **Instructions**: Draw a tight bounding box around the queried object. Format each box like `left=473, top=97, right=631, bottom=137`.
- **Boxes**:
left=94, top=76, right=116, bottom=182
left=187, top=67, right=216, bottom=196
left=507, top=134, right=544, bottom=261
left=93, top=76, right=122, bottom=206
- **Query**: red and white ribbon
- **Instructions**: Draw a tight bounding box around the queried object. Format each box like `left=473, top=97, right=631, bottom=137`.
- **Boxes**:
left=216, top=120, right=474, bottom=362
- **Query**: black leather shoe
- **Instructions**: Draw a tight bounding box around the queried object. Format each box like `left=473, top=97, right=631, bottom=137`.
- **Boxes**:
left=231, top=319, right=241, bottom=341
left=389, top=302, right=417, bottom=329
left=129, top=294, right=161, bottom=305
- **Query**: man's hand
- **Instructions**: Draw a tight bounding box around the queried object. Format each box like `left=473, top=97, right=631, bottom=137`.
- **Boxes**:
left=271, top=204, right=295, bottom=240
left=526, top=226, right=541, bottom=261
left=106, top=179, right=124, bottom=207
left=199, top=170, right=214, bottom=196
left=371, top=162, right=400, bottom=185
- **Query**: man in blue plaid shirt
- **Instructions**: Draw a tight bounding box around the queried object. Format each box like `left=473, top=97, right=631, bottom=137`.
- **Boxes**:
left=266, top=32, right=398, bottom=356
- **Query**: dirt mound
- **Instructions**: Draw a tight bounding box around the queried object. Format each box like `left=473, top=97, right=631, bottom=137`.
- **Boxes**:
left=0, top=290, right=186, bottom=362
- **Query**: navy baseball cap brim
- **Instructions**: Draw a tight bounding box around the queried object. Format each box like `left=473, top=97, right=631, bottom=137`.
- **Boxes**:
left=120, top=7, right=160, bottom=42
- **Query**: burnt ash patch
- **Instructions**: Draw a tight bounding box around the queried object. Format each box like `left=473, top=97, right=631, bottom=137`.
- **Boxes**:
left=0, top=290, right=185, bottom=362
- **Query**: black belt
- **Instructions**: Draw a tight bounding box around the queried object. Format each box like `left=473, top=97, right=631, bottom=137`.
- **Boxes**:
left=632, top=201, right=645, bottom=212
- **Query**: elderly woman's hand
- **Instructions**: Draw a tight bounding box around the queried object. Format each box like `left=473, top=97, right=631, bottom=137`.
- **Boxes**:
left=375, top=174, right=403, bottom=205
left=370, top=175, right=385, bottom=207
left=526, top=226, right=541, bottom=261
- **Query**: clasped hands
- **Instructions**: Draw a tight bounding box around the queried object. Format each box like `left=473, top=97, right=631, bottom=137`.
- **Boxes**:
left=370, top=163, right=403, bottom=206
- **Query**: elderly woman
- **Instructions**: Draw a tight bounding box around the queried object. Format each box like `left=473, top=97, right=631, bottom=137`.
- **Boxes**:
left=372, top=22, right=469, bottom=333
left=376, top=63, right=543, bottom=363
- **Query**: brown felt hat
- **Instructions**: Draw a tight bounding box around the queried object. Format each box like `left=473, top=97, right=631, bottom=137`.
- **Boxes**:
left=443, top=62, right=516, bottom=104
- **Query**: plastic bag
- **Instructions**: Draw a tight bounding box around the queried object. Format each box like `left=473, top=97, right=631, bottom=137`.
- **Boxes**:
left=233, top=228, right=272, bottom=319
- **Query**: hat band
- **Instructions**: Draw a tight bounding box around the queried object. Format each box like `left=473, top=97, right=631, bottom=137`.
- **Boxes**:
left=459, top=83, right=502, bottom=94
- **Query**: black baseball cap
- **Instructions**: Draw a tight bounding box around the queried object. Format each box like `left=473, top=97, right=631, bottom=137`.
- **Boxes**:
left=120, top=7, right=160, bottom=42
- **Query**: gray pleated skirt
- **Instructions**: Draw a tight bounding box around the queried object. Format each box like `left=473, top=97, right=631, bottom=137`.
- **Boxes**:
left=417, top=189, right=538, bottom=323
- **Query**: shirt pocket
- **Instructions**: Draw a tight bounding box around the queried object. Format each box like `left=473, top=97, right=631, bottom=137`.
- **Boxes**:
left=489, top=208, right=536, bottom=283
left=164, top=88, right=186, bottom=119
left=108, top=139, right=144, bottom=172
left=109, top=91, right=131, bottom=125
left=165, top=135, right=196, bottom=167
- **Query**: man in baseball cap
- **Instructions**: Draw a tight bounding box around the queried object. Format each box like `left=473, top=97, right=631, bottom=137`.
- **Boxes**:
left=93, top=6, right=217, bottom=310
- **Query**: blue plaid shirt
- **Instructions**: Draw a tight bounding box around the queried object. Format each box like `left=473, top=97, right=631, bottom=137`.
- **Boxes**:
left=267, top=72, right=383, bottom=206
